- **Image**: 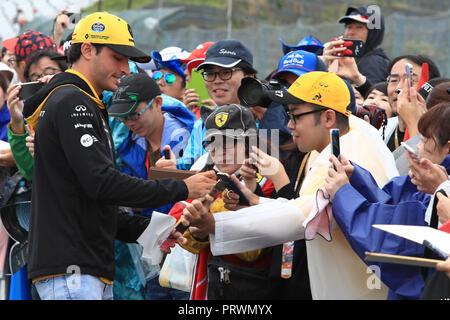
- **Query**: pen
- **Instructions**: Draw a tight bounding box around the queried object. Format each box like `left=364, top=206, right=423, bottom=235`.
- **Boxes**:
left=423, top=239, right=449, bottom=260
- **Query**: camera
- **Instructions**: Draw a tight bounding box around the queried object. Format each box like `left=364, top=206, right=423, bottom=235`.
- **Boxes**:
left=355, top=104, right=387, bottom=130
left=238, top=77, right=288, bottom=108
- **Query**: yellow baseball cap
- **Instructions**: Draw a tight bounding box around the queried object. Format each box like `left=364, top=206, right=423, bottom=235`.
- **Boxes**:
left=71, top=12, right=150, bottom=63
left=267, top=71, right=353, bottom=116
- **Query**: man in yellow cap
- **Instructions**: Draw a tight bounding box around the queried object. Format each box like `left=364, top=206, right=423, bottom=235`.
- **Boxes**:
left=26, top=12, right=217, bottom=300
left=179, top=71, right=400, bottom=299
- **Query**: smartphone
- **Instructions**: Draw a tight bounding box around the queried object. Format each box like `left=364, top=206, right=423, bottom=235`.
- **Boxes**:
left=339, top=39, right=365, bottom=58
left=330, top=129, right=340, bottom=170
left=401, top=142, right=419, bottom=160
left=405, top=63, right=413, bottom=87
left=163, top=148, right=171, bottom=160
left=217, top=172, right=250, bottom=206
left=18, top=81, right=44, bottom=100
left=185, top=68, right=212, bottom=104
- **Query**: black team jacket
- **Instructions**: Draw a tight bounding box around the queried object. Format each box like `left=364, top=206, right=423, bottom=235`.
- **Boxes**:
left=26, top=71, right=189, bottom=281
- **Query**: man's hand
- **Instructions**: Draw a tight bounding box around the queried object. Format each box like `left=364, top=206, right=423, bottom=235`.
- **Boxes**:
left=436, top=192, right=450, bottom=225
left=240, top=158, right=257, bottom=192
left=6, top=85, right=25, bottom=134
left=407, top=154, right=448, bottom=194
left=184, top=170, right=217, bottom=199
left=396, top=76, right=426, bottom=137
left=436, top=257, right=450, bottom=279
left=250, top=146, right=290, bottom=192
left=26, top=135, right=35, bottom=157
left=180, top=194, right=216, bottom=238
left=53, top=9, right=71, bottom=46
left=223, top=174, right=260, bottom=211
left=324, top=155, right=352, bottom=200
left=159, top=229, right=188, bottom=254
left=155, top=145, right=177, bottom=169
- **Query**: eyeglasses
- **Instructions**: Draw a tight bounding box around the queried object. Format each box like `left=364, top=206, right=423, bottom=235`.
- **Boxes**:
left=286, top=109, right=325, bottom=124
left=29, top=66, right=61, bottom=81
left=202, top=68, right=242, bottom=82
left=152, top=70, right=176, bottom=85
left=7, top=57, right=16, bottom=67
left=115, top=98, right=154, bottom=122
left=387, top=74, right=420, bottom=86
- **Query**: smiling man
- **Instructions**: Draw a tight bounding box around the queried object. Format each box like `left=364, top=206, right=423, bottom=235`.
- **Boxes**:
left=27, top=12, right=216, bottom=300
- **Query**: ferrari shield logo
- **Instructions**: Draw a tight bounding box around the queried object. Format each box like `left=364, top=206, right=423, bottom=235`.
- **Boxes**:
left=215, top=112, right=228, bottom=127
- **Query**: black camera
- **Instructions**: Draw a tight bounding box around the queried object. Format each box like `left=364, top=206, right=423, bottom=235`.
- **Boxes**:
left=238, top=77, right=288, bottom=108
left=355, top=104, right=387, bottom=130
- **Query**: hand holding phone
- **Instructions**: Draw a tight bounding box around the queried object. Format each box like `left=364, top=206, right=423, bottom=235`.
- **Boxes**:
left=18, top=81, right=44, bottom=100
left=330, top=129, right=340, bottom=169
left=331, top=38, right=365, bottom=58
left=217, top=172, right=250, bottom=206
left=401, top=142, right=419, bottom=160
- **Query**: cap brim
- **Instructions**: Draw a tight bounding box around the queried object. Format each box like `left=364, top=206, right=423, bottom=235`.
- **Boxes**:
left=2, top=37, right=18, bottom=53
left=197, top=58, right=241, bottom=70
left=106, top=44, right=150, bottom=63
left=272, top=66, right=311, bottom=79
left=266, top=89, right=304, bottom=105
left=338, top=15, right=369, bottom=24
left=108, top=102, right=137, bottom=117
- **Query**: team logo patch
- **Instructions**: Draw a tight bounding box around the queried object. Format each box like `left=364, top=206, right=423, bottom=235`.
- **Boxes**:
left=91, top=22, right=105, bottom=33
left=80, top=134, right=94, bottom=147
left=215, top=112, right=228, bottom=127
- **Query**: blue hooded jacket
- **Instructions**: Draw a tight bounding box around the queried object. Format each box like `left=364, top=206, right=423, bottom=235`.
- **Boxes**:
left=332, top=155, right=450, bottom=300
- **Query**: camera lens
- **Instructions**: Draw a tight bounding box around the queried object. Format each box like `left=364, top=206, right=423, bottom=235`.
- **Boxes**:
left=239, top=78, right=263, bottom=106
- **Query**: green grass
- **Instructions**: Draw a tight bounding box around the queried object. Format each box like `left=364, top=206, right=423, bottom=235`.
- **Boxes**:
left=83, top=0, right=226, bottom=13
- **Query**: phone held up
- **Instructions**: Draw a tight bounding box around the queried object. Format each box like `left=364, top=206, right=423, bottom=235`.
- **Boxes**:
left=332, top=38, right=365, bottom=58
left=18, top=81, right=44, bottom=100
left=405, top=63, right=414, bottom=88
left=401, top=142, right=420, bottom=161
left=330, top=129, right=340, bottom=169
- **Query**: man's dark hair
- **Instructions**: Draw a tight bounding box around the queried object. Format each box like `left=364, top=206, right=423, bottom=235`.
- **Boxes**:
left=24, top=50, right=68, bottom=81
left=236, top=61, right=257, bottom=76
left=426, top=80, right=450, bottom=110
left=67, top=43, right=106, bottom=64
left=418, top=102, right=450, bottom=148
left=389, top=54, right=440, bottom=79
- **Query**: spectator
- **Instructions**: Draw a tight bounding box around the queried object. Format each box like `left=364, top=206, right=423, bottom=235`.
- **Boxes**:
left=151, top=47, right=190, bottom=102
left=0, top=61, right=16, bottom=87
left=384, top=55, right=440, bottom=152
left=176, top=39, right=257, bottom=170
left=24, top=50, right=66, bottom=82
left=171, top=104, right=274, bottom=300
left=4, top=31, right=58, bottom=83
left=363, top=82, right=392, bottom=117
left=322, top=5, right=390, bottom=94
left=323, top=102, right=450, bottom=299
left=25, top=12, right=216, bottom=300
left=180, top=71, right=399, bottom=299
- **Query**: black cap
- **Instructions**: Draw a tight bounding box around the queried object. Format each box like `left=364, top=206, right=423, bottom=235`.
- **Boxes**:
left=338, top=6, right=371, bottom=24
left=108, top=73, right=161, bottom=117
left=197, top=39, right=253, bottom=70
left=200, top=104, right=257, bottom=144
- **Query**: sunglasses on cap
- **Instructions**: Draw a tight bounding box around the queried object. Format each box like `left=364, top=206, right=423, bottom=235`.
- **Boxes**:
left=152, top=70, right=176, bottom=85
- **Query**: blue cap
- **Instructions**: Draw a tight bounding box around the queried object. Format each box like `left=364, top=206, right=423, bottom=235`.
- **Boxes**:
left=271, top=50, right=325, bottom=79
left=280, top=35, right=324, bottom=55
left=150, top=48, right=188, bottom=79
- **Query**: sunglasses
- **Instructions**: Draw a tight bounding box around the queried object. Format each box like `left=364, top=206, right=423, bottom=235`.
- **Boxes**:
left=152, top=71, right=176, bottom=85
left=115, top=98, right=154, bottom=122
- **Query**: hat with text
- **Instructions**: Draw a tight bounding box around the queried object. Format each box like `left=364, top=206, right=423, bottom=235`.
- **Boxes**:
left=271, top=50, right=326, bottom=79
left=267, top=71, right=352, bottom=116
left=200, top=104, right=257, bottom=143
left=71, top=12, right=150, bottom=63
left=108, top=73, right=161, bottom=117
left=197, top=39, right=253, bottom=70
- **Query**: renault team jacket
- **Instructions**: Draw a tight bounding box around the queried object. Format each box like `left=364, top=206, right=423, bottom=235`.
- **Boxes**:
left=27, top=72, right=189, bottom=282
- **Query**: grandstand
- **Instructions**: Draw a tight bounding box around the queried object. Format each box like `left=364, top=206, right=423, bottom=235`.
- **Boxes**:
left=0, top=0, right=97, bottom=41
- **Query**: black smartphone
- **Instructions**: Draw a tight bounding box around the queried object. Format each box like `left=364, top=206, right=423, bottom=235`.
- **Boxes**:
left=217, top=172, right=250, bottom=206
left=330, top=129, right=340, bottom=169
left=18, top=81, right=44, bottom=100
left=163, top=148, right=171, bottom=160
left=341, top=39, right=365, bottom=58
